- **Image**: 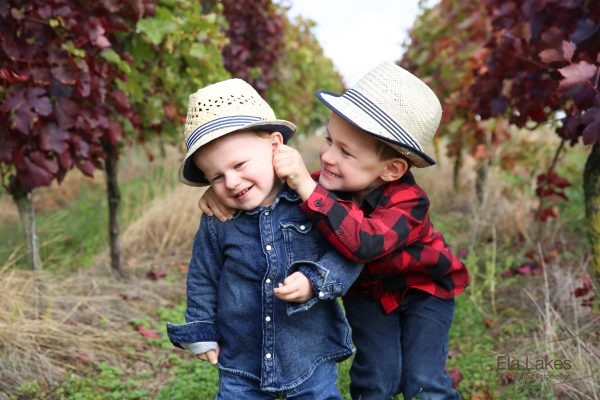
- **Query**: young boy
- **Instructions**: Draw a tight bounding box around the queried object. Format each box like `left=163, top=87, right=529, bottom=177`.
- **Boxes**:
left=201, top=63, right=470, bottom=399
left=167, top=78, right=362, bottom=399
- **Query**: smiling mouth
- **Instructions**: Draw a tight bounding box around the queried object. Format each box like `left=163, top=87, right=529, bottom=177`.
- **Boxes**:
left=324, top=169, right=341, bottom=178
left=235, top=186, right=252, bottom=198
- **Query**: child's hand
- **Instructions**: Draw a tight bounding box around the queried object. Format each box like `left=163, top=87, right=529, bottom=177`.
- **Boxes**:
left=198, top=187, right=234, bottom=221
left=198, top=345, right=220, bottom=365
left=274, top=271, right=313, bottom=302
left=272, top=142, right=316, bottom=201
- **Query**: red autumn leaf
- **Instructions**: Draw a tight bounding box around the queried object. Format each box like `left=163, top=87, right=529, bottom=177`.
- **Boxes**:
left=27, top=87, right=52, bottom=116
left=456, top=248, right=469, bottom=259
left=51, top=62, right=77, bottom=85
left=146, top=269, right=167, bottom=280
left=16, top=154, right=55, bottom=190
left=500, top=269, right=516, bottom=278
left=483, top=319, right=496, bottom=328
left=164, top=102, right=177, bottom=120
left=539, top=48, right=564, bottom=64
left=75, top=351, right=92, bottom=362
left=448, top=347, right=461, bottom=358
left=581, top=297, right=594, bottom=307
left=558, top=61, right=598, bottom=90
left=30, top=67, right=51, bottom=85
left=57, top=150, right=73, bottom=170
left=105, top=120, right=123, bottom=145
left=574, top=273, right=593, bottom=297
left=108, top=89, right=130, bottom=113
left=76, top=159, right=96, bottom=177
left=135, top=325, right=161, bottom=339
left=29, top=151, right=59, bottom=175
left=13, top=107, right=37, bottom=133
left=95, top=35, right=111, bottom=49
left=0, top=67, right=28, bottom=83
left=446, top=366, right=463, bottom=388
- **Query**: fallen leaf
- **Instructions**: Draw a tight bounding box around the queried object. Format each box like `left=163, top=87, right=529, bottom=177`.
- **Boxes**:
left=135, top=325, right=161, bottom=339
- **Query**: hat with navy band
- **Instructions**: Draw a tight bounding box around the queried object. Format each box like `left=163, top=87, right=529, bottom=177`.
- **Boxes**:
left=179, top=79, right=296, bottom=186
left=317, top=62, right=442, bottom=167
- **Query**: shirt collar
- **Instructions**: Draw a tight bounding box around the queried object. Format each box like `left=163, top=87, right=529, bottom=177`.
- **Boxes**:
left=361, top=171, right=416, bottom=212
left=233, top=184, right=299, bottom=217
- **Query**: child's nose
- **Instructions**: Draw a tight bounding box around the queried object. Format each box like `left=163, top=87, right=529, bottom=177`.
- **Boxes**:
left=320, top=147, right=335, bottom=165
left=224, top=173, right=241, bottom=189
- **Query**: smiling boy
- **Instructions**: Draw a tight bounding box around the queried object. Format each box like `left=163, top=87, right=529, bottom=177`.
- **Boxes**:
left=167, top=79, right=361, bottom=399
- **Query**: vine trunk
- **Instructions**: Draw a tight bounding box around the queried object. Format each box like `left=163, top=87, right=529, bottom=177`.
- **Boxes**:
left=103, top=141, right=125, bottom=279
left=584, top=143, right=600, bottom=282
left=13, top=189, right=41, bottom=271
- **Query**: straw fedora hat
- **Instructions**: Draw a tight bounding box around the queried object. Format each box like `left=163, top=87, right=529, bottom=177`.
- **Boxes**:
left=317, top=62, right=441, bottom=167
left=179, top=79, right=296, bottom=186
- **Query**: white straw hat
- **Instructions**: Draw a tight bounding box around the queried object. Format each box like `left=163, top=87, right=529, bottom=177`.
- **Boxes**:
left=317, top=62, right=441, bottom=167
left=180, top=78, right=296, bottom=186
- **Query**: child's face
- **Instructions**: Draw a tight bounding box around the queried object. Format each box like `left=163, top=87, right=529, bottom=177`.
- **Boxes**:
left=194, top=131, right=282, bottom=211
left=318, top=113, right=390, bottom=202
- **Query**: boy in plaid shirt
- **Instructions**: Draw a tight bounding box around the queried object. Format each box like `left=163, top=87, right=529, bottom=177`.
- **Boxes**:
left=201, top=62, right=469, bottom=399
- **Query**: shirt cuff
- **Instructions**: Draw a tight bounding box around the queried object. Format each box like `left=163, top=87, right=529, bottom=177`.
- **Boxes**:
left=181, top=341, right=218, bottom=355
left=166, top=321, right=218, bottom=349
left=300, top=185, right=335, bottom=215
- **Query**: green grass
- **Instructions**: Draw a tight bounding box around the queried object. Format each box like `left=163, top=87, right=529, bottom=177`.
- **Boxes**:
left=0, top=158, right=179, bottom=271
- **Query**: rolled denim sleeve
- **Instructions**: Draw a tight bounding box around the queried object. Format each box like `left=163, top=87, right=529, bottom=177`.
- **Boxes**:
left=167, top=215, right=222, bottom=349
left=286, top=248, right=362, bottom=315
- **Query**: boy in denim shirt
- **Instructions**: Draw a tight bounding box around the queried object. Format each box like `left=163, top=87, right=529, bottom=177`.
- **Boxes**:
left=201, top=63, right=470, bottom=399
left=167, top=79, right=361, bottom=399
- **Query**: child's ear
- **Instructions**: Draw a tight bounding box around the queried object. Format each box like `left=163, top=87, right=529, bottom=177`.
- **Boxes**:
left=270, top=131, right=284, bottom=149
left=380, top=158, right=409, bottom=182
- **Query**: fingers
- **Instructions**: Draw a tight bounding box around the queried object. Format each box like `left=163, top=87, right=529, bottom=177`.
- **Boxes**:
left=212, top=199, right=234, bottom=222
left=198, top=349, right=219, bottom=365
left=198, top=187, right=233, bottom=221
left=198, top=196, right=213, bottom=216
left=273, top=273, right=313, bottom=302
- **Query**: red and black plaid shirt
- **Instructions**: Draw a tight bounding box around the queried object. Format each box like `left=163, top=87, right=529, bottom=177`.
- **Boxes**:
left=300, top=171, right=469, bottom=313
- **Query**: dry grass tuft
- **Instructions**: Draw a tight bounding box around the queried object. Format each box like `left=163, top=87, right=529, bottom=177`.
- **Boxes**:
left=523, top=256, right=600, bottom=398
left=121, top=185, right=205, bottom=263
left=0, top=261, right=182, bottom=395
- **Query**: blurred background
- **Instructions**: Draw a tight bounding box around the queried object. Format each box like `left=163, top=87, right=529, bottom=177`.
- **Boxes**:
left=0, top=0, right=598, bottom=398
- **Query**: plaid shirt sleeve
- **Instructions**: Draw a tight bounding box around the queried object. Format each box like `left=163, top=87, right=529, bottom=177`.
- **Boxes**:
left=299, top=178, right=430, bottom=267
left=300, top=172, right=469, bottom=313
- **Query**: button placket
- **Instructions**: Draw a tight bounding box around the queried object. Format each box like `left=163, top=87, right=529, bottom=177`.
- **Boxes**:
left=260, top=209, right=276, bottom=383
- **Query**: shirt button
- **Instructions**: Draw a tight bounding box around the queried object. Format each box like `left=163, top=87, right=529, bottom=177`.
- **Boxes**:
left=265, top=316, right=271, bottom=322
left=318, top=291, right=325, bottom=299
left=265, top=353, right=272, bottom=359
left=336, top=228, right=343, bottom=235
left=265, top=279, right=272, bottom=284
left=300, top=225, right=306, bottom=231
left=265, top=211, right=270, bottom=216
left=315, top=199, right=322, bottom=206
left=265, top=244, right=272, bottom=251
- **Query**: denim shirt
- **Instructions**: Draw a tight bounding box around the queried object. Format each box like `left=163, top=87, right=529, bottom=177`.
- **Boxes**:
left=167, top=186, right=362, bottom=392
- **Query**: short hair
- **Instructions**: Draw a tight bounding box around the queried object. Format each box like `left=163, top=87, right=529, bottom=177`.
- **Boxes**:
left=375, top=141, right=412, bottom=167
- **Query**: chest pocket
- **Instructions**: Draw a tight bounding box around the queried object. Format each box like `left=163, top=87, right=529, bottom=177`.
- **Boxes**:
left=280, top=221, right=324, bottom=267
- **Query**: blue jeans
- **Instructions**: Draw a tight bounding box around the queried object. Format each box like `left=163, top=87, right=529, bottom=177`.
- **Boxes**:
left=216, top=361, right=342, bottom=399
left=343, top=290, right=460, bottom=400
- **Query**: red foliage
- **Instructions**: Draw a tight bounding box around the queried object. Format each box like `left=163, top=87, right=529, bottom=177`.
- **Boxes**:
left=471, top=0, right=600, bottom=145
left=0, top=1, right=151, bottom=195
left=135, top=324, right=161, bottom=339
left=535, top=171, right=571, bottom=221
left=218, top=0, right=284, bottom=94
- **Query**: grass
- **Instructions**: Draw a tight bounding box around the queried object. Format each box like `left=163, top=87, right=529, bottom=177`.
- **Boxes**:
left=1, top=137, right=598, bottom=399
left=0, top=146, right=181, bottom=271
